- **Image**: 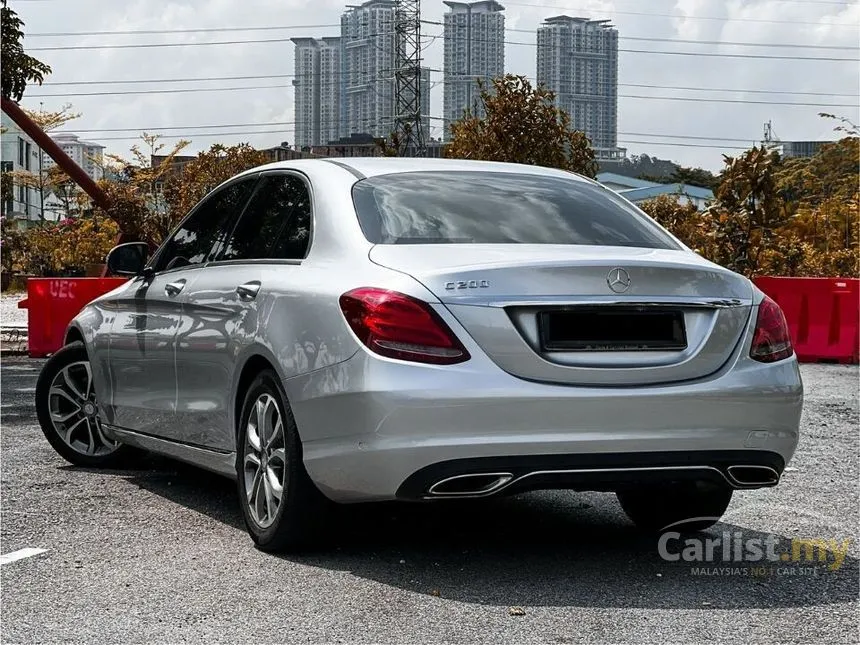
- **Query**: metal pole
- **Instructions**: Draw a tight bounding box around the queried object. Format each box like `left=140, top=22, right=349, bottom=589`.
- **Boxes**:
left=0, top=97, right=109, bottom=211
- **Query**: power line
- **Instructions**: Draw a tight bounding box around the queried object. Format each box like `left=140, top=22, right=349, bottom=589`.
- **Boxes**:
left=618, top=139, right=755, bottom=151
left=36, top=73, right=858, bottom=98
left=501, top=28, right=859, bottom=51
left=27, top=24, right=860, bottom=51
left=28, top=85, right=290, bottom=97
left=26, top=35, right=860, bottom=61
left=28, top=23, right=343, bottom=37
left=26, top=82, right=859, bottom=107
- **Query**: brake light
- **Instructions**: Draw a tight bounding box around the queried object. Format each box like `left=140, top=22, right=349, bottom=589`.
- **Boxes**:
left=750, top=296, right=793, bottom=363
left=339, top=288, right=470, bottom=365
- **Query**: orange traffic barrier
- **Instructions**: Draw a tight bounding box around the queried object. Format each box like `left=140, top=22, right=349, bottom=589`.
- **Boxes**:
left=17, top=277, right=128, bottom=358
left=754, top=277, right=859, bottom=364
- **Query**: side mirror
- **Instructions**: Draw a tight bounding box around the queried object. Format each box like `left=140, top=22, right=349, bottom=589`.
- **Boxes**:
left=106, top=242, right=150, bottom=277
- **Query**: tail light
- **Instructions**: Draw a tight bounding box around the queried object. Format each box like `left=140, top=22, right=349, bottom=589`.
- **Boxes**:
left=339, top=287, right=470, bottom=365
left=750, top=296, right=793, bottom=363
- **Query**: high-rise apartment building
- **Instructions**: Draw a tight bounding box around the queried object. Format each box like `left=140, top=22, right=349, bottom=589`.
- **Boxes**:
left=341, top=0, right=396, bottom=140
left=536, top=16, right=622, bottom=159
left=291, top=37, right=341, bottom=149
left=443, top=1, right=505, bottom=140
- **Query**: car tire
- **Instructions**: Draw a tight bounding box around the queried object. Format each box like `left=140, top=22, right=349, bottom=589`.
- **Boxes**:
left=236, top=369, right=327, bottom=552
left=617, top=481, right=733, bottom=532
left=35, top=341, right=130, bottom=468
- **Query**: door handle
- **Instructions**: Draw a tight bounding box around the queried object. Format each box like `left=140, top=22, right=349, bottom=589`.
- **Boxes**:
left=236, top=281, right=261, bottom=300
left=164, top=279, right=186, bottom=297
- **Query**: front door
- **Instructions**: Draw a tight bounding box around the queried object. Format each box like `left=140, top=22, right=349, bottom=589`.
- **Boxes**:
left=106, top=269, right=200, bottom=436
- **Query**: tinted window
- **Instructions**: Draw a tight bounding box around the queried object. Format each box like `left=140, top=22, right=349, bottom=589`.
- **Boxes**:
left=155, top=178, right=256, bottom=272
left=351, top=171, right=680, bottom=250
left=219, top=175, right=311, bottom=261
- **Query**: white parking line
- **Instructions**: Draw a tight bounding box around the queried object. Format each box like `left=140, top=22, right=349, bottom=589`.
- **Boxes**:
left=0, top=548, right=47, bottom=565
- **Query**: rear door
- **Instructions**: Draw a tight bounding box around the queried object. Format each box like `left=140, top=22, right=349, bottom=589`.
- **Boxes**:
left=354, top=170, right=753, bottom=386
left=107, top=176, right=258, bottom=438
left=174, top=172, right=312, bottom=451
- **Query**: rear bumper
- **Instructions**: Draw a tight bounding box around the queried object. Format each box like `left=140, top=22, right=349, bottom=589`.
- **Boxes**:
left=284, top=348, right=803, bottom=503
left=396, top=450, right=785, bottom=500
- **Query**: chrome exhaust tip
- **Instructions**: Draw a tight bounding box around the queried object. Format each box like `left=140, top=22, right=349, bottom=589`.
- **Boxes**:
left=427, top=472, right=514, bottom=497
left=726, top=465, right=781, bottom=487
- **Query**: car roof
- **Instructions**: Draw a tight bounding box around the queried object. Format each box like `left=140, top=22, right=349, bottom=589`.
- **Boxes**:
left=241, top=156, right=596, bottom=183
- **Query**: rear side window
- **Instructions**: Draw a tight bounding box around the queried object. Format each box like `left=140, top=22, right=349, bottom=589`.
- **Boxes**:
left=351, top=171, right=680, bottom=249
left=154, top=177, right=257, bottom=272
left=219, top=174, right=311, bottom=261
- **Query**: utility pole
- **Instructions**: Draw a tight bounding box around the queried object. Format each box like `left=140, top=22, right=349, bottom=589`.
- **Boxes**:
left=392, top=0, right=425, bottom=156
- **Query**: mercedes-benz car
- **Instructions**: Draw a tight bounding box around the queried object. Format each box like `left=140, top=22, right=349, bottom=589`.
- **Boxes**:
left=36, top=158, right=803, bottom=552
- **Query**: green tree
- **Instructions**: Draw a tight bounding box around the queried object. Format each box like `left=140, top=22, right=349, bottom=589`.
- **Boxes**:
left=1, top=0, right=51, bottom=101
left=706, top=145, right=786, bottom=275
left=446, top=75, right=597, bottom=177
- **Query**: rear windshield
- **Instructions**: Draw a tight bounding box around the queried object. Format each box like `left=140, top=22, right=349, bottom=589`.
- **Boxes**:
left=351, top=171, right=680, bottom=249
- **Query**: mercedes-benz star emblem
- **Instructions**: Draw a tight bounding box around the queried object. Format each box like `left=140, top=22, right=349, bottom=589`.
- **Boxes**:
left=607, top=267, right=631, bottom=293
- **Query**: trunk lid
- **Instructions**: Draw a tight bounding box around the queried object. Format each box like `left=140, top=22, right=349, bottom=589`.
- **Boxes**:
left=370, top=244, right=753, bottom=386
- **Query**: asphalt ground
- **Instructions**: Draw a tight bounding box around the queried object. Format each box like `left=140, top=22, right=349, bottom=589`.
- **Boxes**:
left=1, top=356, right=858, bottom=644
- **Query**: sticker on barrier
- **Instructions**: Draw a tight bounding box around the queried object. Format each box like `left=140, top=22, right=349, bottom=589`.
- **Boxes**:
left=17, top=277, right=129, bottom=358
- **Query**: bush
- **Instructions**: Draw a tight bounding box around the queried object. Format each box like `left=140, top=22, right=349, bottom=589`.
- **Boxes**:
left=4, top=215, right=119, bottom=277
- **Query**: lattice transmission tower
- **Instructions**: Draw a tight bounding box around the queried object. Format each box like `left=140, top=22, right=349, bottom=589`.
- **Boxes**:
left=392, top=0, right=425, bottom=156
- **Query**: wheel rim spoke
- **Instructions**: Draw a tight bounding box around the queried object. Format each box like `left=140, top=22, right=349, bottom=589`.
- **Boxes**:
left=245, top=458, right=262, bottom=504
left=262, top=473, right=274, bottom=520
left=82, top=362, right=93, bottom=399
left=266, top=466, right=283, bottom=502
left=84, top=419, right=97, bottom=455
left=267, top=415, right=283, bottom=450
left=254, top=471, right=267, bottom=521
left=247, top=401, right=263, bottom=452
left=61, top=365, right=87, bottom=402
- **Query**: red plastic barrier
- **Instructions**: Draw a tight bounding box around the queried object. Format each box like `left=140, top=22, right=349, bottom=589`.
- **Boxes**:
left=754, top=277, right=859, bottom=364
left=17, top=277, right=128, bottom=358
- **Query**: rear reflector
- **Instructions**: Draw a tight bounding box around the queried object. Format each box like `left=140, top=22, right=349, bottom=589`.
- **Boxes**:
left=750, top=296, right=793, bottom=363
left=339, top=287, right=470, bottom=365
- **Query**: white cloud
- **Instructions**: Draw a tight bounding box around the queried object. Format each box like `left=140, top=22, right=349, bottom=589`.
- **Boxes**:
left=14, top=0, right=860, bottom=172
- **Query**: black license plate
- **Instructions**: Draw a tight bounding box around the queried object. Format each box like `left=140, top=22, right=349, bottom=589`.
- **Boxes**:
left=538, top=308, right=687, bottom=352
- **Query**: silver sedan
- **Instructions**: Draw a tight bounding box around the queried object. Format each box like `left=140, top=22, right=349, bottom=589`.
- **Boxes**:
left=35, top=158, right=803, bottom=551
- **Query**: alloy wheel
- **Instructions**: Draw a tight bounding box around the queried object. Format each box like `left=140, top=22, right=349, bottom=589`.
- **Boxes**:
left=48, top=361, right=118, bottom=456
left=243, top=393, right=287, bottom=529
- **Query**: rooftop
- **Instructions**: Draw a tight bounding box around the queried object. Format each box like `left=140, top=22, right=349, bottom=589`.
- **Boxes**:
left=541, top=15, right=615, bottom=29
left=50, top=132, right=105, bottom=149
left=443, top=1, right=505, bottom=11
